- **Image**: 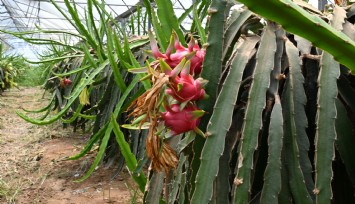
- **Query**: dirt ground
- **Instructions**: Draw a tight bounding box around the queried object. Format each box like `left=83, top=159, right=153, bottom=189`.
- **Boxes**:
left=0, top=87, right=139, bottom=204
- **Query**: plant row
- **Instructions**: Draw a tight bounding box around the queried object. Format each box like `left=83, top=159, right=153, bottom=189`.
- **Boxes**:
left=7, top=0, right=355, bottom=203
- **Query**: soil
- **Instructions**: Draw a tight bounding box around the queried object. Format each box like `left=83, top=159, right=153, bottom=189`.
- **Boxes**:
left=0, top=87, right=139, bottom=204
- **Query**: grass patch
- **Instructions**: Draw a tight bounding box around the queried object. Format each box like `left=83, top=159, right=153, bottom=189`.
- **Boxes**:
left=0, top=54, right=48, bottom=88
left=0, top=178, right=21, bottom=203
left=16, top=64, right=49, bottom=87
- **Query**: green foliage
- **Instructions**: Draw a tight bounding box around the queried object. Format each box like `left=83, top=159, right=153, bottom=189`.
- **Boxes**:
left=191, top=0, right=227, bottom=201
left=9, top=0, right=153, bottom=186
left=282, top=40, right=313, bottom=204
left=7, top=1, right=355, bottom=203
left=16, top=63, right=48, bottom=87
left=233, top=24, right=277, bottom=204
left=139, top=2, right=355, bottom=204
left=0, top=55, right=22, bottom=93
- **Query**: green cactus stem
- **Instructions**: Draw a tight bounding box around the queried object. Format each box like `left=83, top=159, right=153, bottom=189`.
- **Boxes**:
left=259, top=95, right=283, bottom=204
left=314, top=51, right=339, bottom=204
left=313, top=6, right=343, bottom=203
left=192, top=35, right=259, bottom=203
left=233, top=25, right=275, bottom=204
left=190, top=0, right=228, bottom=197
left=282, top=40, right=313, bottom=204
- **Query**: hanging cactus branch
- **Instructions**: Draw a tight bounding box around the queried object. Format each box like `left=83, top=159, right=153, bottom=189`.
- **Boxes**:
left=236, top=0, right=355, bottom=73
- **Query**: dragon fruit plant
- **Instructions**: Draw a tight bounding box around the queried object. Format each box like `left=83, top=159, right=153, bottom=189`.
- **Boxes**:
left=59, top=77, right=72, bottom=88
left=128, top=31, right=206, bottom=172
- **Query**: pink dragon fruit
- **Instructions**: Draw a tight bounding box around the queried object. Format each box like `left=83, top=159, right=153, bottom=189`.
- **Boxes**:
left=150, top=31, right=205, bottom=75
left=161, top=104, right=204, bottom=135
left=166, top=70, right=205, bottom=102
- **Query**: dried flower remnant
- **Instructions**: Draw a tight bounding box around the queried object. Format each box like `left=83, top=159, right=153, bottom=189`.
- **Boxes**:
left=146, top=120, right=179, bottom=172
left=128, top=72, right=169, bottom=127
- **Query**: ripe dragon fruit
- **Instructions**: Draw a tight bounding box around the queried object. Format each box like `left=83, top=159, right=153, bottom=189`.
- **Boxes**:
left=127, top=31, right=207, bottom=172
left=63, top=78, right=72, bottom=86
left=166, top=69, right=205, bottom=102
left=161, top=104, right=204, bottom=135
left=60, top=78, right=72, bottom=88
left=150, top=31, right=205, bottom=75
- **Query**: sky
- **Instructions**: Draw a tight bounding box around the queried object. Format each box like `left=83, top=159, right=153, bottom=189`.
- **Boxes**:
left=310, top=0, right=318, bottom=7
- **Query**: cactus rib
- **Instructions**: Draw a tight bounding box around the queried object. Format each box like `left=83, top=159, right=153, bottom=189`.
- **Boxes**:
left=222, top=8, right=252, bottom=61
left=190, top=0, right=228, bottom=197
left=283, top=40, right=313, bottom=204
left=335, top=99, right=355, bottom=185
left=260, top=95, right=283, bottom=204
left=233, top=25, right=275, bottom=204
left=314, top=50, right=339, bottom=204
left=192, top=36, right=259, bottom=203
left=260, top=24, right=284, bottom=203
left=168, top=155, right=186, bottom=203
left=313, top=6, right=343, bottom=203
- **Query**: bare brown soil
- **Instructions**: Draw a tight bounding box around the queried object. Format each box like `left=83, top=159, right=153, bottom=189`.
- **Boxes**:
left=0, top=87, right=138, bottom=204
